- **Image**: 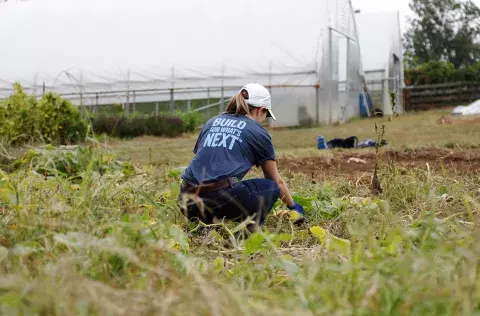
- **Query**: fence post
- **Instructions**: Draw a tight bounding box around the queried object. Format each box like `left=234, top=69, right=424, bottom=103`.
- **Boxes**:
left=187, top=99, right=191, bottom=112
left=155, top=102, right=159, bottom=117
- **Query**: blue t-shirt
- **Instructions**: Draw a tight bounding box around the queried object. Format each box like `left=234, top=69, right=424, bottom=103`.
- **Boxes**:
left=181, top=114, right=276, bottom=184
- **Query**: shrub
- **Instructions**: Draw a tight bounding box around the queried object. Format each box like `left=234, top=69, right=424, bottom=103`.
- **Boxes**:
left=175, top=111, right=203, bottom=133
left=37, top=93, right=88, bottom=144
left=91, top=115, right=125, bottom=135
left=0, top=84, right=88, bottom=146
left=405, top=60, right=480, bottom=85
left=91, top=114, right=186, bottom=138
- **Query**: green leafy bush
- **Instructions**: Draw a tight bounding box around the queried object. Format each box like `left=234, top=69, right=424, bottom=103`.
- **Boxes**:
left=0, top=84, right=88, bottom=145
left=175, top=111, right=203, bottom=133
left=91, top=114, right=187, bottom=138
left=405, top=60, right=480, bottom=85
left=37, top=93, right=88, bottom=144
left=91, top=114, right=124, bottom=136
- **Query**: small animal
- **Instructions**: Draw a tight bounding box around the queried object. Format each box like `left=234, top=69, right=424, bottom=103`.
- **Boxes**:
left=327, top=136, right=358, bottom=149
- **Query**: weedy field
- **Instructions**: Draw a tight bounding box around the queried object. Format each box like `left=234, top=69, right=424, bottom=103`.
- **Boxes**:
left=1, top=108, right=480, bottom=315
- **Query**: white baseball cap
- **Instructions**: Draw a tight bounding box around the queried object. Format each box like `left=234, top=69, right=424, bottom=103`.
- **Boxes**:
left=241, top=83, right=276, bottom=121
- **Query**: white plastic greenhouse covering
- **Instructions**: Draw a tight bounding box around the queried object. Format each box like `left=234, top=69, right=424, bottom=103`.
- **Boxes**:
left=0, top=0, right=366, bottom=127
left=356, top=11, right=404, bottom=114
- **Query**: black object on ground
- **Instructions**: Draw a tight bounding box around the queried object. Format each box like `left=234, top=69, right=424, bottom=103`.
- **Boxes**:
left=327, top=136, right=358, bottom=149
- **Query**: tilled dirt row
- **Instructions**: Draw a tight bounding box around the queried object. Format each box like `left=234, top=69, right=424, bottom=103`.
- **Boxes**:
left=277, top=147, right=480, bottom=181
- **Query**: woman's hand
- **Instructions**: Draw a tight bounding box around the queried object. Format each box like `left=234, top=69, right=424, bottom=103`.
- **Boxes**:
left=287, top=201, right=305, bottom=216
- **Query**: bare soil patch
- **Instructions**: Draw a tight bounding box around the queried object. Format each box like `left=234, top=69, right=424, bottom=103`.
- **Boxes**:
left=277, top=147, right=480, bottom=181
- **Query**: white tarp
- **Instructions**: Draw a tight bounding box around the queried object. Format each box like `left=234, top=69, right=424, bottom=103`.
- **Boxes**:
left=452, top=100, right=480, bottom=116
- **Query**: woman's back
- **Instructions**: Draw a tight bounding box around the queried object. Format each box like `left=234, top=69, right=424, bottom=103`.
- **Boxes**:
left=181, top=113, right=275, bottom=185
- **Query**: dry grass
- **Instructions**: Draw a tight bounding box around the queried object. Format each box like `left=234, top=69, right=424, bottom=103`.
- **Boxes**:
left=1, top=109, right=480, bottom=315
left=111, top=108, right=480, bottom=170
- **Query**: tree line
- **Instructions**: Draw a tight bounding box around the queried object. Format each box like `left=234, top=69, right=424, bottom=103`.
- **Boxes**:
left=404, top=0, right=480, bottom=84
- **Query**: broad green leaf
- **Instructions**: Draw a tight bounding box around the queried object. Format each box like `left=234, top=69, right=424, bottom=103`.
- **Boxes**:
left=168, top=224, right=189, bottom=251
left=310, top=226, right=351, bottom=256
left=170, top=182, right=180, bottom=199
left=382, top=229, right=404, bottom=255
left=141, top=210, right=150, bottom=222
left=310, top=226, right=327, bottom=244
left=208, top=230, right=224, bottom=242
left=211, top=257, right=225, bottom=273
left=292, top=195, right=313, bottom=210
left=244, top=233, right=265, bottom=255
left=329, top=234, right=351, bottom=256
left=274, top=233, right=294, bottom=241
left=289, top=211, right=301, bottom=221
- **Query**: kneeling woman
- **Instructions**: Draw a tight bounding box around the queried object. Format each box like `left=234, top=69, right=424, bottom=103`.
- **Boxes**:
left=178, top=83, right=305, bottom=230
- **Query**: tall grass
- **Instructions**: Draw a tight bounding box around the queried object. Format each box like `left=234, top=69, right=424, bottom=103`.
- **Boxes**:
left=0, top=135, right=479, bottom=315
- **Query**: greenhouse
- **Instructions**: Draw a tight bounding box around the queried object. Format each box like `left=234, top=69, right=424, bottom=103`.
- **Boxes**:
left=0, top=0, right=369, bottom=127
left=356, top=10, right=404, bottom=115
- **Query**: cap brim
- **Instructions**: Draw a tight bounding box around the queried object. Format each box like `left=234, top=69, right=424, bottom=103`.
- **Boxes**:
left=267, top=109, right=276, bottom=121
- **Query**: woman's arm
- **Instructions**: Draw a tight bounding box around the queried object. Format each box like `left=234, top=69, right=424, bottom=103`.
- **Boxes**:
left=261, top=160, right=295, bottom=208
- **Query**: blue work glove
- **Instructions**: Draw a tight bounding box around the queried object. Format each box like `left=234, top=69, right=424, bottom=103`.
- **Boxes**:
left=287, top=201, right=305, bottom=217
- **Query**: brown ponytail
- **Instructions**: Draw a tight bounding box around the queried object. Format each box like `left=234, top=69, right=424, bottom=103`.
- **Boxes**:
left=224, top=89, right=253, bottom=116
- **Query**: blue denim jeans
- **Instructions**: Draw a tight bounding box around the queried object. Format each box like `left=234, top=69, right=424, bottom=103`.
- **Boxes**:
left=179, top=178, right=280, bottom=226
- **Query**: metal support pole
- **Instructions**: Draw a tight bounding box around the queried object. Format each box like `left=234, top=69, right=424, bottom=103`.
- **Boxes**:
left=220, top=86, right=224, bottom=114
left=132, top=91, right=136, bottom=114
left=315, top=84, right=320, bottom=124
left=345, top=39, right=351, bottom=123
left=207, top=87, right=210, bottom=118
left=170, top=66, right=175, bottom=114
left=125, top=70, right=131, bottom=117
left=170, top=89, right=174, bottom=113
left=186, top=99, right=191, bottom=112
left=80, top=92, right=84, bottom=114
left=33, top=73, right=37, bottom=97
left=125, top=93, right=130, bottom=117
left=95, top=93, right=99, bottom=113
left=328, top=27, right=333, bottom=125
left=219, top=65, right=225, bottom=114
left=155, top=102, right=159, bottom=117
left=268, top=62, right=273, bottom=127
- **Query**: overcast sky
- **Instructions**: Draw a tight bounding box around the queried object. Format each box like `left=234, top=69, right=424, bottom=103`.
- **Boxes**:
left=1, top=0, right=480, bottom=83
left=353, top=0, right=480, bottom=34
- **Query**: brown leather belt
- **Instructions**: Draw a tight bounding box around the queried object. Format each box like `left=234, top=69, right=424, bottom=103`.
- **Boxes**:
left=181, top=177, right=239, bottom=195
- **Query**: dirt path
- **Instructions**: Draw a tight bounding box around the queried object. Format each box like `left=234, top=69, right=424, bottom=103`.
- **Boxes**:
left=277, top=147, right=480, bottom=181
